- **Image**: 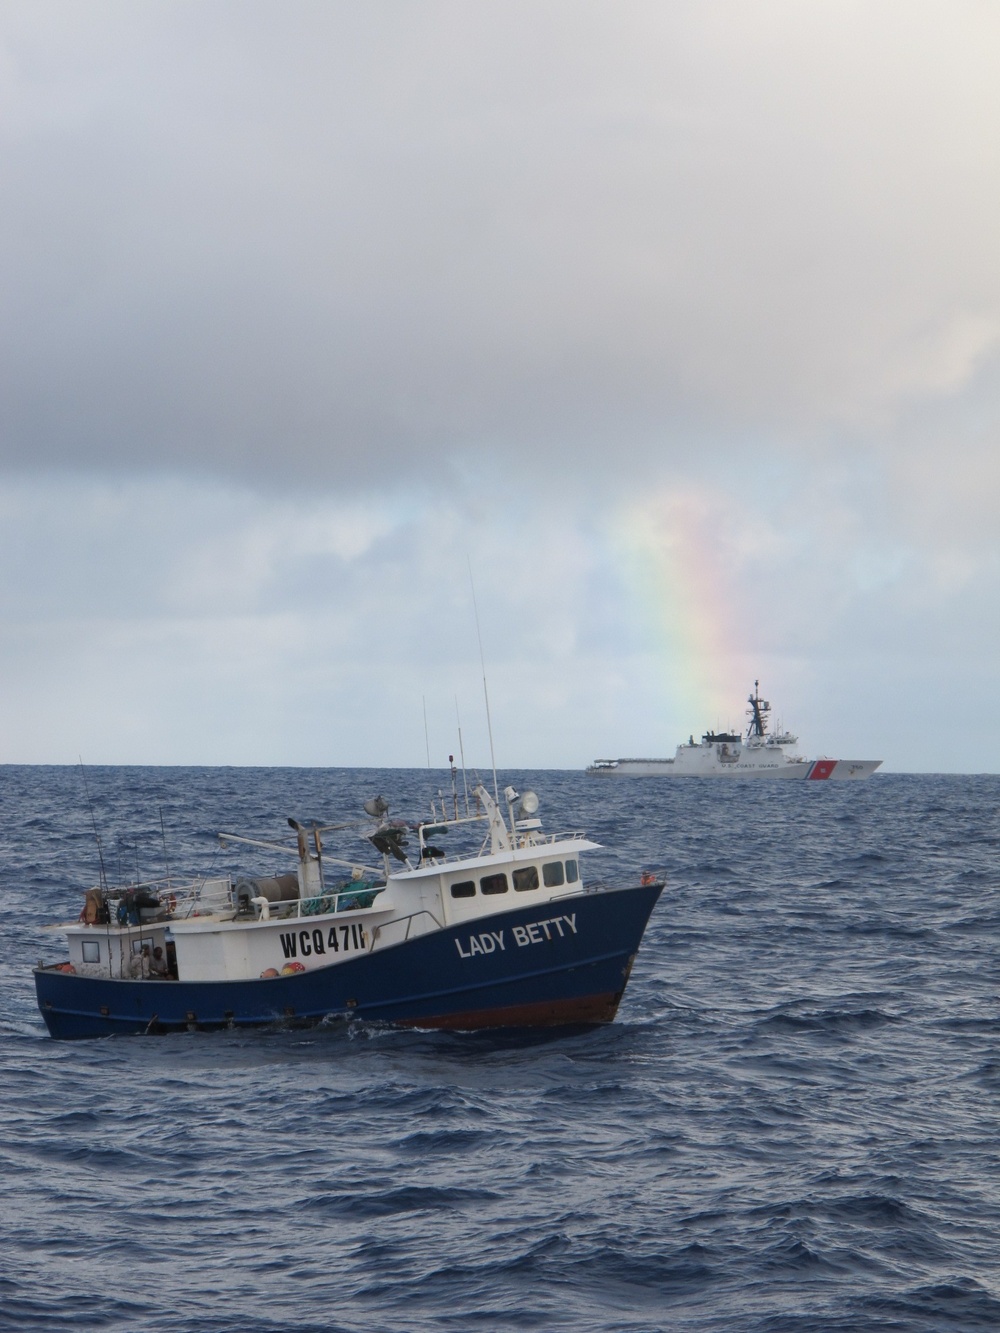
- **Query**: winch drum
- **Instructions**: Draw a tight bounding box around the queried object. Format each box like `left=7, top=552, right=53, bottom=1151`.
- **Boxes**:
left=234, top=873, right=299, bottom=909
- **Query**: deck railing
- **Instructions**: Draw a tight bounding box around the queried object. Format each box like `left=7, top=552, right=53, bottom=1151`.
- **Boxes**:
left=368, top=909, right=443, bottom=950
left=89, top=876, right=388, bottom=924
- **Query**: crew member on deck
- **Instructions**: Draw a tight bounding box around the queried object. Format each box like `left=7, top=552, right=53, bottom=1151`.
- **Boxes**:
left=128, top=945, right=152, bottom=979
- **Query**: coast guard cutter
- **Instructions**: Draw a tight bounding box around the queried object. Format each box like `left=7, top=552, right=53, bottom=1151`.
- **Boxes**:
left=588, top=681, right=881, bottom=780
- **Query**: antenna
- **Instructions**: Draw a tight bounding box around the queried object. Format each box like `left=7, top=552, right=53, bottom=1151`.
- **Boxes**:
left=79, top=759, right=108, bottom=893
left=455, top=695, right=470, bottom=815
left=468, top=558, right=499, bottom=804
left=447, top=757, right=455, bottom=817
left=159, top=806, right=171, bottom=885
left=422, top=695, right=431, bottom=769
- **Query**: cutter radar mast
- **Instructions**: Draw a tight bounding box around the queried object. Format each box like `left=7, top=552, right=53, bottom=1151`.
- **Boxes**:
left=746, top=680, right=771, bottom=741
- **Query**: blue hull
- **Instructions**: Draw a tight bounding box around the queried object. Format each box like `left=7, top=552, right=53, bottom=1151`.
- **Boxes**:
left=35, top=882, right=663, bottom=1040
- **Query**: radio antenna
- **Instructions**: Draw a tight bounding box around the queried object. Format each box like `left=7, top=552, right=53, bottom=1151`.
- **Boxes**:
left=159, top=806, right=171, bottom=885
left=79, top=759, right=108, bottom=893
left=422, top=695, right=431, bottom=769
left=455, top=695, right=470, bottom=815
left=468, top=558, right=499, bottom=804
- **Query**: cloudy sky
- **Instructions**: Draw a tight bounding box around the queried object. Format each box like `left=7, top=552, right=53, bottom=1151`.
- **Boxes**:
left=1, top=1, right=998, bottom=770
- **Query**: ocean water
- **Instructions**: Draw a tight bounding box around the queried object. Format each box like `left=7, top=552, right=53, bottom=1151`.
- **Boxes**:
left=3, top=766, right=1000, bottom=1332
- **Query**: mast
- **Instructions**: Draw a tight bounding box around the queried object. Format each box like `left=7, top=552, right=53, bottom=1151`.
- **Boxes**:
left=746, top=679, right=771, bottom=740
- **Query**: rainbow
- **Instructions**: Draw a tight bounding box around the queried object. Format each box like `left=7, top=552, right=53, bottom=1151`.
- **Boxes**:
left=612, top=486, right=745, bottom=735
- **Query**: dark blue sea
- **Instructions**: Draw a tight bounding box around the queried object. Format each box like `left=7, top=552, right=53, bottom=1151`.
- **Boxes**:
left=3, top=767, right=1000, bottom=1332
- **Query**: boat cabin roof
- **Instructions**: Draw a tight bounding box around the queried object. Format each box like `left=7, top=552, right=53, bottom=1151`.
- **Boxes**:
left=400, top=835, right=600, bottom=880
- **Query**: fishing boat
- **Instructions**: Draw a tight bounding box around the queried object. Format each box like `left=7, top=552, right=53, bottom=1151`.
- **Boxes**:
left=587, top=681, right=881, bottom=780
left=34, top=778, right=663, bottom=1040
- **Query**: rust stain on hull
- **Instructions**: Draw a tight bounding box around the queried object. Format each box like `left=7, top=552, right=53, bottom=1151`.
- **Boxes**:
left=395, top=990, right=623, bottom=1030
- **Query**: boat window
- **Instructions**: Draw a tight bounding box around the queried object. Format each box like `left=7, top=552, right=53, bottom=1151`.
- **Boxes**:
left=480, top=872, right=509, bottom=895
left=513, top=866, right=540, bottom=892
left=542, top=861, right=564, bottom=887
left=450, top=880, right=476, bottom=899
left=82, top=940, right=101, bottom=963
left=565, top=859, right=579, bottom=883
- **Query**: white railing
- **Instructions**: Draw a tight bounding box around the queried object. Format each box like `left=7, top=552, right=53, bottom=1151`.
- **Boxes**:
left=368, top=909, right=443, bottom=951
left=94, top=875, right=226, bottom=922
left=416, top=831, right=588, bottom=870
left=90, top=877, right=389, bottom=925
left=292, top=885, right=387, bottom=919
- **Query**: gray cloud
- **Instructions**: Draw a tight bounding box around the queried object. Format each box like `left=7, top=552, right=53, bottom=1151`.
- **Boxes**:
left=3, top=3, right=1000, bottom=770
left=2, top=2, right=998, bottom=487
